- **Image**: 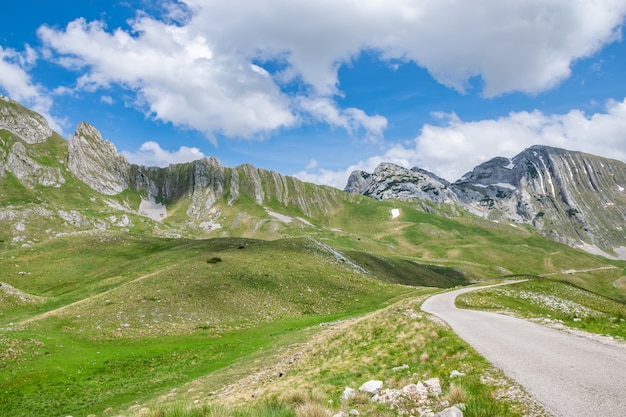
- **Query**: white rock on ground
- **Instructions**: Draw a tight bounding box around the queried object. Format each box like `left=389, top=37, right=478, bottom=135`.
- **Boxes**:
left=341, top=387, right=355, bottom=400
left=358, top=380, right=383, bottom=395
left=424, top=378, right=442, bottom=396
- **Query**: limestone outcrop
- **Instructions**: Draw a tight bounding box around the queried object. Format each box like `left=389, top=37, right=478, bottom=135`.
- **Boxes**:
left=345, top=163, right=459, bottom=205
left=0, top=94, right=52, bottom=144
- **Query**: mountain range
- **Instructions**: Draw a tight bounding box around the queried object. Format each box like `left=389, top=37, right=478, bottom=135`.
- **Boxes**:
left=2, top=93, right=626, bottom=259
left=345, top=145, right=626, bottom=259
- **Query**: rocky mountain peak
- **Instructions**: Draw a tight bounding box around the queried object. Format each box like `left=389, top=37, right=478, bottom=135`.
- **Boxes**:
left=0, top=94, right=53, bottom=144
left=0, top=95, right=64, bottom=188
left=344, top=162, right=458, bottom=204
left=455, top=156, right=514, bottom=186
left=63, top=121, right=344, bottom=223
left=68, top=122, right=132, bottom=195
left=344, top=170, right=371, bottom=195
left=345, top=145, right=626, bottom=258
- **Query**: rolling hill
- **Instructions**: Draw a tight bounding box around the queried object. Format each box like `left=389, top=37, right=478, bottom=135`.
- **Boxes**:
left=1, top=95, right=626, bottom=416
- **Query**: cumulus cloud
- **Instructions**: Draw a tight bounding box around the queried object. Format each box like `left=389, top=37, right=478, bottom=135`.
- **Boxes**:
left=305, top=158, right=318, bottom=170
left=297, top=100, right=626, bottom=188
left=122, top=141, right=206, bottom=167
left=191, top=0, right=626, bottom=96
left=296, top=97, right=387, bottom=140
left=414, top=100, right=626, bottom=181
left=37, top=17, right=296, bottom=140
left=0, top=45, right=65, bottom=132
left=35, top=0, right=626, bottom=141
left=294, top=143, right=415, bottom=189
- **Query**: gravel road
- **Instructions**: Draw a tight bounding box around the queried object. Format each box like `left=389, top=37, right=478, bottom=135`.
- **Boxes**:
left=421, top=283, right=626, bottom=417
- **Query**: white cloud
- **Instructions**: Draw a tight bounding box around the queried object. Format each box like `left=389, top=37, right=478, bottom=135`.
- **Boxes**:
left=296, top=96, right=387, bottom=139
left=100, top=95, right=114, bottom=105
left=37, top=17, right=296, bottom=140
left=298, top=99, right=626, bottom=188
left=0, top=45, right=65, bottom=133
left=122, top=141, right=206, bottom=167
left=414, top=99, right=626, bottom=181
left=189, top=0, right=626, bottom=96
left=305, top=158, right=318, bottom=170
left=36, top=0, right=626, bottom=141
left=294, top=143, right=413, bottom=189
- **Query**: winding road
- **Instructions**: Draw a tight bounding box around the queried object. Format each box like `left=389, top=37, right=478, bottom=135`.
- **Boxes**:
left=421, top=283, right=626, bottom=417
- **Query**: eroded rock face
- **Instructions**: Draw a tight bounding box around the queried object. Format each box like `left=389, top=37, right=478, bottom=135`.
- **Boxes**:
left=64, top=122, right=345, bottom=222
left=344, top=163, right=459, bottom=205
left=0, top=95, right=62, bottom=186
left=454, top=146, right=626, bottom=253
left=6, top=142, right=65, bottom=188
left=0, top=95, right=53, bottom=144
left=67, top=122, right=132, bottom=195
left=344, top=170, right=371, bottom=195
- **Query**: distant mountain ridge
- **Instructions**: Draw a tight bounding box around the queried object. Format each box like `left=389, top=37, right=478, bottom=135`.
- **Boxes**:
left=345, top=146, right=626, bottom=258
left=67, top=121, right=345, bottom=220
left=2, top=94, right=626, bottom=259
left=0, top=95, right=351, bottom=247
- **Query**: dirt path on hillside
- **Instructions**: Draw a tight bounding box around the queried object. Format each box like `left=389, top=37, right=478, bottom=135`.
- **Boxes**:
left=19, top=267, right=171, bottom=325
left=540, top=265, right=619, bottom=276
left=422, top=283, right=626, bottom=417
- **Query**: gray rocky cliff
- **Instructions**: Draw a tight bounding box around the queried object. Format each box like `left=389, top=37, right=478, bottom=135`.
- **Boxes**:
left=0, top=95, right=53, bottom=144
left=344, top=170, right=372, bottom=195
left=67, top=122, right=132, bottom=195
left=0, top=96, right=64, bottom=187
left=454, top=146, right=626, bottom=252
left=6, top=142, right=65, bottom=188
left=65, top=123, right=344, bottom=221
left=345, top=146, right=626, bottom=257
left=344, top=162, right=459, bottom=205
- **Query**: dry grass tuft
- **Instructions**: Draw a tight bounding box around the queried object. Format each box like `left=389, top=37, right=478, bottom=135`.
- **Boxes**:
left=347, top=391, right=372, bottom=406
left=281, top=390, right=310, bottom=406
left=446, top=383, right=468, bottom=404
left=295, top=401, right=330, bottom=417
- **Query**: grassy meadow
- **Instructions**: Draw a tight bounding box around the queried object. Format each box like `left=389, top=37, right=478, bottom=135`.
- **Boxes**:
left=3, top=94, right=626, bottom=417
left=0, top=232, right=446, bottom=416
left=2, top=179, right=626, bottom=416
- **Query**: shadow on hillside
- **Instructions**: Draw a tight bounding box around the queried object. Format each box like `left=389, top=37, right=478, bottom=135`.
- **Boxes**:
left=346, top=251, right=469, bottom=288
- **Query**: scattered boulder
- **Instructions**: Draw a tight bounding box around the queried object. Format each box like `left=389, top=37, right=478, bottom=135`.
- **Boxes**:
left=401, top=382, right=429, bottom=402
left=341, top=387, right=356, bottom=401
left=450, top=370, right=466, bottom=378
left=424, top=378, right=442, bottom=396
left=359, top=380, right=383, bottom=395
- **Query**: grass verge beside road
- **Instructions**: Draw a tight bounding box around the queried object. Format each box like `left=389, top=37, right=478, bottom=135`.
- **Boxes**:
left=457, top=278, right=626, bottom=340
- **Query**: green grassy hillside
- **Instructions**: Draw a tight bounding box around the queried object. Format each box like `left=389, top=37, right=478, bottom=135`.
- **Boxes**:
left=2, top=97, right=626, bottom=417
left=1, top=208, right=624, bottom=416
left=1, top=232, right=450, bottom=416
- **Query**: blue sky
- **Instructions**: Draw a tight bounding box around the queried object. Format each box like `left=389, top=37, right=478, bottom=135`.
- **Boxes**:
left=2, top=0, right=626, bottom=188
